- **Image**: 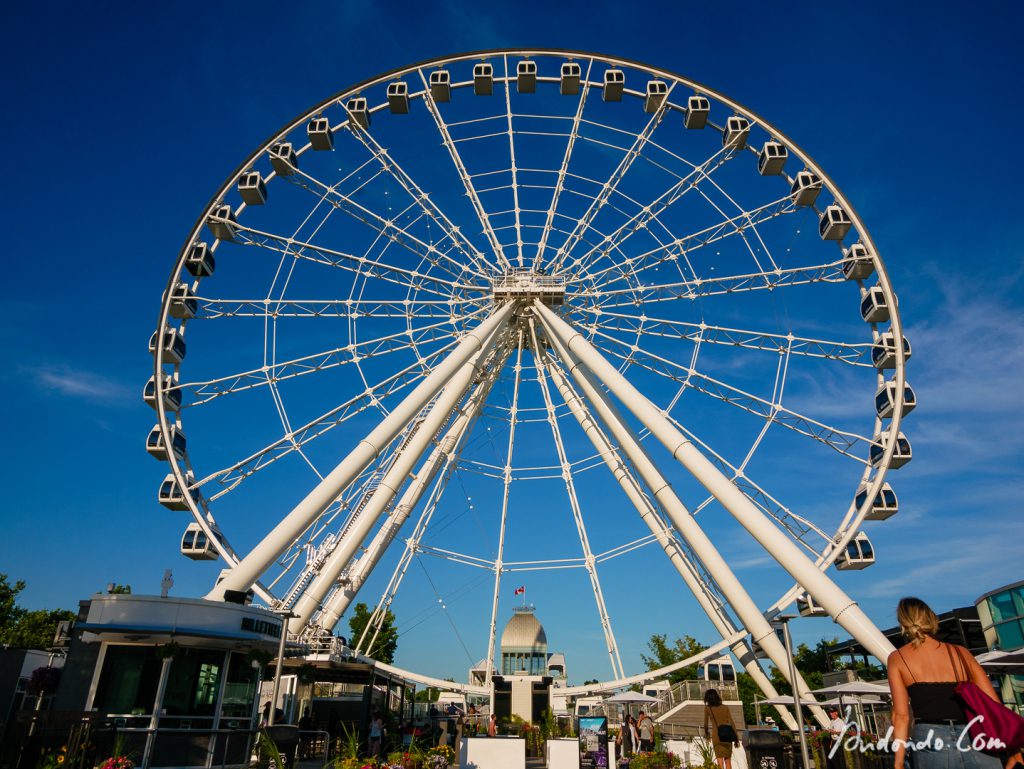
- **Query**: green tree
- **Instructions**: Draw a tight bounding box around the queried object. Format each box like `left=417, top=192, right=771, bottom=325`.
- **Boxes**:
left=0, top=575, right=75, bottom=650
left=768, top=637, right=838, bottom=695
left=641, top=634, right=708, bottom=683
left=348, top=602, right=398, bottom=663
left=736, top=672, right=762, bottom=725
left=0, top=574, right=27, bottom=630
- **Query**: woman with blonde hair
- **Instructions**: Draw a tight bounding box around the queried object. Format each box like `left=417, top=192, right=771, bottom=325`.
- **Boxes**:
left=887, top=596, right=1016, bottom=769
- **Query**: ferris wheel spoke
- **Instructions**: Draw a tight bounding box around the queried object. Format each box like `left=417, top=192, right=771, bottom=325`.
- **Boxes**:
left=192, top=296, right=485, bottom=319
left=546, top=81, right=676, bottom=274
left=501, top=56, right=526, bottom=267
left=194, top=337, right=469, bottom=499
left=588, top=330, right=874, bottom=462
left=530, top=317, right=625, bottom=679
left=417, top=68, right=511, bottom=271
left=578, top=309, right=872, bottom=366
left=282, top=161, right=483, bottom=282
left=577, top=192, right=800, bottom=286
left=177, top=314, right=474, bottom=408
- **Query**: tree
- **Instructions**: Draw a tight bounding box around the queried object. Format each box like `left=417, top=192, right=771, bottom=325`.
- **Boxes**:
left=641, top=634, right=708, bottom=683
left=347, top=602, right=398, bottom=663
left=0, top=575, right=75, bottom=650
left=768, top=637, right=838, bottom=695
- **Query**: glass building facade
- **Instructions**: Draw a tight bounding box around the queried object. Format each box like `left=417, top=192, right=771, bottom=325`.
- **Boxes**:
left=975, top=580, right=1024, bottom=714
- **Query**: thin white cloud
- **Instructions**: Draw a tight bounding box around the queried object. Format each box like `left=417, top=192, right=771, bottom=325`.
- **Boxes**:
left=24, top=364, right=132, bottom=404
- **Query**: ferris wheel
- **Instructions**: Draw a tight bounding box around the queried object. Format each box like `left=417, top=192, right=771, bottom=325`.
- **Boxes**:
left=147, top=49, right=913, bottom=718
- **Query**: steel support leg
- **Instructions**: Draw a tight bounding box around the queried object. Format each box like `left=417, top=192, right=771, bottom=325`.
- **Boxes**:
left=535, top=300, right=894, bottom=663
left=207, top=304, right=514, bottom=601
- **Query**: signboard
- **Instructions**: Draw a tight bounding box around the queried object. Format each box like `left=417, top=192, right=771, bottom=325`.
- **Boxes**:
left=578, top=716, right=609, bottom=769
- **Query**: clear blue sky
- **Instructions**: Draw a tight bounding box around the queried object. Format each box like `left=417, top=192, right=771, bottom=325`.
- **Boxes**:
left=3, top=1, right=1022, bottom=685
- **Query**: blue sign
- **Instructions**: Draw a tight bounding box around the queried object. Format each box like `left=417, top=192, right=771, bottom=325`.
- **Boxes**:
left=579, top=716, right=609, bottom=769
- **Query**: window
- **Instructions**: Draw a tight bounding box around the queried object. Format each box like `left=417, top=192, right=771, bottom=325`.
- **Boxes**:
left=221, top=652, right=259, bottom=722
left=93, top=645, right=164, bottom=715
left=162, top=648, right=225, bottom=717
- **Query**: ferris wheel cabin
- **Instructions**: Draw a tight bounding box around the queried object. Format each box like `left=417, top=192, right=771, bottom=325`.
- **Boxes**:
left=143, top=374, right=181, bottom=412
left=307, top=116, right=334, bottom=150
left=700, top=656, right=736, bottom=683
left=473, top=62, right=493, bottom=96
left=758, top=141, right=788, bottom=175
left=430, top=70, right=451, bottom=102
left=819, top=205, right=852, bottom=241
left=603, top=69, right=624, bottom=101
left=560, top=62, right=582, bottom=95
left=875, top=380, right=917, bottom=419
left=206, top=205, right=237, bottom=242
left=790, top=170, right=823, bottom=207
left=870, top=431, right=912, bottom=469
left=387, top=82, right=409, bottom=114
left=149, top=328, right=186, bottom=365
left=723, top=116, right=750, bottom=150
left=860, top=286, right=890, bottom=323
left=644, top=80, right=668, bottom=113
left=184, top=242, right=215, bottom=278
left=347, top=97, right=370, bottom=129
left=180, top=523, right=218, bottom=560
left=517, top=60, right=537, bottom=93
left=871, top=331, right=912, bottom=369
left=842, top=243, right=876, bottom=281
left=146, top=424, right=186, bottom=462
left=797, top=594, right=828, bottom=617
left=158, top=473, right=193, bottom=511
left=168, top=282, right=197, bottom=320
left=855, top=482, right=899, bottom=521
left=685, top=95, right=710, bottom=129
left=836, top=532, right=875, bottom=571
left=237, top=171, right=267, bottom=206
left=269, top=142, right=297, bottom=176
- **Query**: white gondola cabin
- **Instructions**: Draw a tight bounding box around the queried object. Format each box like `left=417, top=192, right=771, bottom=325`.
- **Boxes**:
left=181, top=523, right=218, bottom=561
left=790, top=170, right=822, bottom=207
left=185, top=242, right=215, bottom=278
left=168, top=282, right=196, bottom=320
left=146, top=424, right=186, bottom=462
left=871, top=332, right=912, bottom=370
left=517, top=60, right=537, bottom=93
left=758, top=141, right=788, bottom=175
left=346, top=98, right=370, bottom=129
left=158, top=473, right=193, bottom=511
left=269, top=142, right=297, bottom=176
left=143, top=374, right=181, bottom=412
left=149, top=328, right=186, bottom=365
left=603, top=69, right=624, bottom=101
left=473, top=63, right=493, bottom=96
left=307, top=117, right=333, bottom=150
left=723, top=116, right=750, bottom=149
left=860, top=286, right=890, bottom=323
left=237, top=171, right=266, bottom=206
left=842, top=243, right=875, bottom=281
left=644, top=80, right=668, bottom=113
left=430, top=70, right=451, bottom=102
left=875, top=380, right=917, bottom=419
left=206, top=205, right=237, bottom=241
left=836, top=532, right=875, bottom=571
left=387, top=82, right=409, bottom=114
left=855, top=482, right=899, bottom=521
left=700, top=656, right=736, bottom=683
left=685, top=95, right=710, bottom=129
left=870, top=431, right=912, bottom=469
left=819, top=205, right=852, bottom=241
left=797, top=594, right=828, bottom=617
left=560, top=62, right=581, bottom=95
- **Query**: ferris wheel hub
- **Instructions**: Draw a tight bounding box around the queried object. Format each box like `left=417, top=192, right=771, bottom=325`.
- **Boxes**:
left=492, top=268, right=566, bottom=306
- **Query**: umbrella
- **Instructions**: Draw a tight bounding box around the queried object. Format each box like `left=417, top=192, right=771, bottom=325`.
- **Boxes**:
left=758, top=695, right=822, bottom=706
left=977, top=649, right=1024, bottom=671
left=604, top=691, right=659, bottom=704
left=822, top=696, right=885, bottom=707
left=810, top=681, right=890, bottom=696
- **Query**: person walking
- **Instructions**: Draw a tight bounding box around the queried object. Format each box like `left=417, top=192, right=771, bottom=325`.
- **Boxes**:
left=703, top=689, right=740, bottom=769
left=637, top=710, right=655, bottom=752
left=488, top=713, right=497, bottom=738
left=618, top=713, right=634, bottom=758
left=368, top=712, right=384, bottom=758
left=887, top=596, right=1018, bottom=769
left=826, top=707, right=846, bottom=769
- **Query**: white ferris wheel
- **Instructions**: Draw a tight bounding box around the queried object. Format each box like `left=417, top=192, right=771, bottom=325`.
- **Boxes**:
left=147, top=49, right=913, bottom=718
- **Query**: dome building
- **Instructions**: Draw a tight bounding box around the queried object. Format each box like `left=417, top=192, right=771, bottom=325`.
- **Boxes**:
left=500, top=606, right=548, bottom=675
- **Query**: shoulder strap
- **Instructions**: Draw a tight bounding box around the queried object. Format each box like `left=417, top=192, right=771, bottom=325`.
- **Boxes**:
left=709, top=706, right=719, bottom=727
left=896, top=647, right=918, bottom=683
left=948, top=644, right=970, bottom=683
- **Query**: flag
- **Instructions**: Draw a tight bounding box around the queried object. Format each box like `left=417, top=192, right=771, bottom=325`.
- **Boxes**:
left=514, top=586, right=525, bottom=596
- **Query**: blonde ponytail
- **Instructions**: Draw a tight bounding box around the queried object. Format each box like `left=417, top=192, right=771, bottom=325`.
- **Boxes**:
left=897, top=596, right=939, bottom=646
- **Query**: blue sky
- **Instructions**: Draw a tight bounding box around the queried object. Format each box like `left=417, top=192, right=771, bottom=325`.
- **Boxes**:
left=3, top=1, right=1022, bottom=685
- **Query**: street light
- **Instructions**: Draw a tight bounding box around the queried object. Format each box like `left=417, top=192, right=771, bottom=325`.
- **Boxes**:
left=268, top=610, right=298, bottom=726
left=773, top=615, right=813, bottom=769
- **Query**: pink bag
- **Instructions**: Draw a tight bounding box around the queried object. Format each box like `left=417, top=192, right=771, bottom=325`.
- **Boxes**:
left=951, top=646, right=1024, bottom=753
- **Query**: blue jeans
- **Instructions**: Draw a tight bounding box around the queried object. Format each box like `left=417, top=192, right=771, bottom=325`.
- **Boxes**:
left=908, top=723, right=1003, bottom=769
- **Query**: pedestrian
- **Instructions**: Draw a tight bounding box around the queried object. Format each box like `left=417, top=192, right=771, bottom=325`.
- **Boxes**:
left=619, top=713, right=634, bottom=757
left=703, top=689, right=739, bottom=769
left=368, top=711, right=384, bottom=757
left=629, top=716, right=640, bottom=756
left=826, top=707, right=845, bottom=769
left=637, top=710, right=655, bottom=752
left=887, top=596, right=1019, bottom=769
left=488, top=713, right=497, bottom=737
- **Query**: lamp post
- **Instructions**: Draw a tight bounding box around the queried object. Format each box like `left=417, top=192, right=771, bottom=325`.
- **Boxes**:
left=269, top=610, right=297, bottom=726
left=773, top=615, right=812, bottom=769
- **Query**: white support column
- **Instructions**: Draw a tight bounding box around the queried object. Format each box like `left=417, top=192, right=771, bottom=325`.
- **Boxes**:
left=288, top=326, right=507, bottom=632
left=315, top=361, right=502, bottom=631
left=539, top=313, right=829, bottom=727
left=535, top=300, right=895, bottom=663
left=208, top=304, right=514, bottom=601
left=540, top=342, right=799, bottom=729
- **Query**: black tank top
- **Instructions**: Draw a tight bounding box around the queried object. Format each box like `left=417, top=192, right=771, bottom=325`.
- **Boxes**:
left=898, top=644, right=969, bottom=723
